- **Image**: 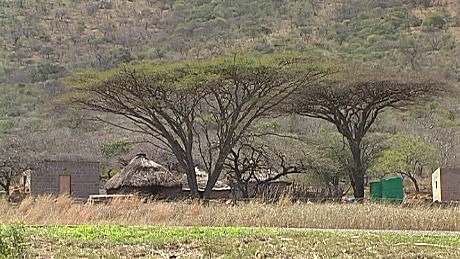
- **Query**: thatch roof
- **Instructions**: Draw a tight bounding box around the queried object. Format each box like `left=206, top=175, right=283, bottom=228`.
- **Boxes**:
left=105, top=154, right=181, bottom=190
left=182, top=167, right=231, bottom=191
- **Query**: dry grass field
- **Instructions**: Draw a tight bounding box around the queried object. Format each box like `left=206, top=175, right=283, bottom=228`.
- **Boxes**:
left=2, top=196, right=460, bottom=258
left=1, top=195, right=460, bottom=231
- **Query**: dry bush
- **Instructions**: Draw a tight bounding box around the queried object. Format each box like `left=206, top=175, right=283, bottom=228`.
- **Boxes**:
left=17, top=197, right=34, bottom=214
left=54, top=195, right=73, bottom=211
left=1, top=196, right=460, bottom=231
left=277, top=192, right=295, bottom=207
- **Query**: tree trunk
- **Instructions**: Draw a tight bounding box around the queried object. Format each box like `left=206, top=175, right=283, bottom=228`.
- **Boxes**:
left=202, top=144, right=233, bottom=201
left=203, top=171, right=220, bottom=202
left=352, top=171, right=365, bottom=200
left=202, top=159, right=227, bottom=201
left=401, top=172, right=420, bottom=192
left=241, top=183, right=249, bottom=199
left=174, top=145, right=199, bottom=199
left=185, top=163, right=199, bottom=198
left=349, top=140, right=365, bottom=200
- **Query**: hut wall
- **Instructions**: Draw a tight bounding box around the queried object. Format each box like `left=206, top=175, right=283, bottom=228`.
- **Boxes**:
left=231, top=182, right=342, bottom=201
left=30, top=160, right=100, bottom=199
left=156, top=186, right=183, bottom=199
left=205, top=190, right=231, bottom=199
left=106, top=186, right=140, bottom=195
left=433, top=168, right=460, bottom=202
left=181, top=189, right=231, bottom=199
left=107, top=186, right=183, bottom=199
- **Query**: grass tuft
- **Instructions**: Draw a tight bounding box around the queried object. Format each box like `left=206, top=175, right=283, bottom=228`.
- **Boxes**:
left=0, top=224, right=27, bottom=258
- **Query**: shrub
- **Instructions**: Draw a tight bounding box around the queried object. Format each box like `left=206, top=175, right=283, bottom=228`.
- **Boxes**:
left=0, top=225, right=27, bottom=258
left=423, top=12, right=448, bottom=29
left=367, top=34, right=381, bottom=44
left=30, top=63, right=68, bottom=83
left=0, top=119, right=13, bottom=134
left=252, top=40, right=275, bottom=54
left=100, top=138, right=134, bottom=158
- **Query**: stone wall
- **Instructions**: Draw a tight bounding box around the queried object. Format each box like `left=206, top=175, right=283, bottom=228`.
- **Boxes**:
left=30, top=160, right=100, bottom=199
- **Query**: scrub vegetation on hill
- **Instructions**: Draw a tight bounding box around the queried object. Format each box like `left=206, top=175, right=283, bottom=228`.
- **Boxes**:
left=0, top=0, right=459, bottom=197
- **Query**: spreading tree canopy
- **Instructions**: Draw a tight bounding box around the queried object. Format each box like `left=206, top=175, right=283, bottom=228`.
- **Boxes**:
left=289, top=69, right=445, bottom=199
left=69, top=53, right=329, bottom=199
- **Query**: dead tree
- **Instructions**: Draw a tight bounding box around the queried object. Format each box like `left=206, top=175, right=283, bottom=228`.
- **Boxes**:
left=0, top=136, right=38, bottom=195
left=225, top=137, right=310, bottom=200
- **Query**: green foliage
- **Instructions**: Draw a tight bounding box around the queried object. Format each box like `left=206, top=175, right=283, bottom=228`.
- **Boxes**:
left=0, top=0, right=456, bottom=77
left=370, top=133, right=440, bottom=177
left=253, top=119, right=281, bottom=134
left=0, top=83, right=42, bottom=124
left=29, top=63, right=68, bottom=83
left=0, top=225, right=26, bottom=258
left=68, top=52, right=334, bottom=91
left=426, top=101, right=460, bottom=127
left=0, top=119, right=13, bottom=135
left=21, top=224, right=460, bottom=257
left=423, top=12, right=448, bottom=29
left=108, top=48, right=134, bottom=65
left=292, top=130, right=351, bottom=186
left=31, top=225, right=262, bottom=244
left=409, top=101, right=460, bottom=128
left=99, top=138, right=133, bottom=158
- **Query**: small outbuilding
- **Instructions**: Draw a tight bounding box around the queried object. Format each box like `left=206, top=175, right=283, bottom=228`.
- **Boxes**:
left=30, top=157, right=100, bottom=199
left=432, top=168, right=460, bottom=202
left=182, top=167, right=232, bottom=199
left=105, top=153, right=182, bottom=199
left=369, top=176, right=404, bottom=203
left=229, top=169, right=293, bottom=200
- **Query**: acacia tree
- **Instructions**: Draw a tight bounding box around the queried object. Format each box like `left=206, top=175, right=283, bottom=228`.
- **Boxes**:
left=72, top=68, right=206, bottom=197
left=196, top=63, right=326, bottom=200
left=289, top=72, right=443, bottom=199
left=71, top=55, right=327, bottom=200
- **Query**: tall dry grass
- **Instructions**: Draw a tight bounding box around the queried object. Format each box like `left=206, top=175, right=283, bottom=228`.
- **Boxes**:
left=1, top=195, right=459, bottom=231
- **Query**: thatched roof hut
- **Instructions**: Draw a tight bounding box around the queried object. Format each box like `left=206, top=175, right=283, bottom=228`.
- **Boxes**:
left=105, top=153, right=182, bottom=198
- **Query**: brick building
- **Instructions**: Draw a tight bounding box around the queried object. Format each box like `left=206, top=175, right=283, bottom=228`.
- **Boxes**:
left=432, top=168, right=460, bottom=202
left=29, top=158, right=100, bottom=199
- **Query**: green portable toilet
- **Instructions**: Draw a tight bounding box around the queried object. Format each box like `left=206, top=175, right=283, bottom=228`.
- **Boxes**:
left=370, top=180, right=382, bottom=201
left=381, top=176, right=404, bottom=203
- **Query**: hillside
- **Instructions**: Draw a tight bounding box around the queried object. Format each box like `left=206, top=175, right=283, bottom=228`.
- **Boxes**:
left=1, top=0, right=459, bottom=76
left=0, top=0, right=459, bottom=187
